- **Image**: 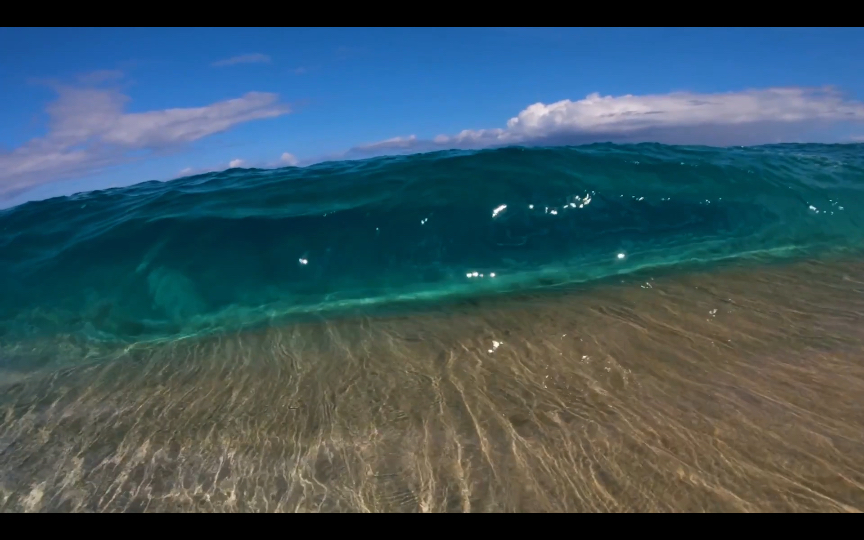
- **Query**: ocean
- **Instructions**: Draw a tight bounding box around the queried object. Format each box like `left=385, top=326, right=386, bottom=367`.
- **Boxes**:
left=1, top=143, right=863, bottom=512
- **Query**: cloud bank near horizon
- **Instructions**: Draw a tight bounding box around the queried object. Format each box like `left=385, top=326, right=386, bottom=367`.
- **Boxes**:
left=339, top=87, right=864, bottom=160
left=4, top=84, right=864, bottom=203
left=0, top=73, right=290, bottom=200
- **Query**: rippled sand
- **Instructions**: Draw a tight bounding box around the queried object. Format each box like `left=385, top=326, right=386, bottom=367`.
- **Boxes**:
left=2, top=258, right=864, bottom=512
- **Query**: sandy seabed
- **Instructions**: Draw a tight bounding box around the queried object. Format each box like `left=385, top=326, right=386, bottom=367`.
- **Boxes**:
left=1, top=258, right=864, bottom=512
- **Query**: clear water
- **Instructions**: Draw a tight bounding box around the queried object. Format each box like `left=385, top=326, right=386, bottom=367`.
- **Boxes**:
left=1, top=143, right=863, bottom=345
left=3, top=144, right=864, bottom=512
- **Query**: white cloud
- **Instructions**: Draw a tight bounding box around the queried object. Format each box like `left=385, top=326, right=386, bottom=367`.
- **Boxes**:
left=179, top=167, right=193, bottom=175
left=0, top=75, right=289, bottom=199
left=345, top=87, right=864, bottom=159
left=228, top=159, right=244, bottom=168
left=280, top=152, right=299, bottom=166
left=356, top=135, right=418, bottom=151
left=211, top=53, right=272, bottom=67
left=502, top=88, right=863, bottom=137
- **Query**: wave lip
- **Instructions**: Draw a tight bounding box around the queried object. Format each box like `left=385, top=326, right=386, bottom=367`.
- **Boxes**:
left=1, top=143, right=863, bottom=342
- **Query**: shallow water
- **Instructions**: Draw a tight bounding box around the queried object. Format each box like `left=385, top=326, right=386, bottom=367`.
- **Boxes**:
left=2, top=257, right=863, bottom=512
left=3, top=143, right=864, bottom=512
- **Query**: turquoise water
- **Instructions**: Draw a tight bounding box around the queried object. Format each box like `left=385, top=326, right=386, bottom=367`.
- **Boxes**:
left=1, top=143, right=863, bottom=344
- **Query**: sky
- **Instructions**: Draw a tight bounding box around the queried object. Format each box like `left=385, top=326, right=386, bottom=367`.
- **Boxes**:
left=1, top=27, right=864, bottom=207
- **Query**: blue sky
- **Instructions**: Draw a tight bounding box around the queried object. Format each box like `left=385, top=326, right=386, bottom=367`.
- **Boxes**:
left=1, top=27, right=864, bottom=207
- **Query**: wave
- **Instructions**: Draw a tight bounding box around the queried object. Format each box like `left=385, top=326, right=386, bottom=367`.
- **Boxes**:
left=1, top=143, right=863, bottom=342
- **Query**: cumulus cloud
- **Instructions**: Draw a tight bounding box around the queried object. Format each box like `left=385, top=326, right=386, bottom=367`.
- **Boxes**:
left=228, top=159, right=244, bottom=168
left=211, top=53, right=272, bottom=67
left=280, top=152, right=299, bottom=166
left=503, top=88, right=863, bottom=137
left=0, top=76, right=289, bottom=199
left=345, top=87, right=864, bottom=159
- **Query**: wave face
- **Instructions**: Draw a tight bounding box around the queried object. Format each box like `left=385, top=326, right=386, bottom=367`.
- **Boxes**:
left=1, top=143, right=863, bottom=342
